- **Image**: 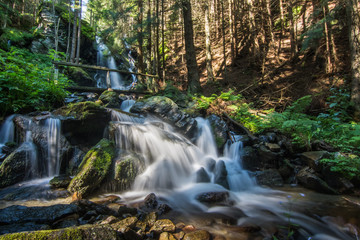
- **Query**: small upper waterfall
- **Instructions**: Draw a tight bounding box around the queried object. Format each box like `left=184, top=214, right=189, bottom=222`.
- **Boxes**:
left=95, top=37, right=137, bottom=90
left=46, top=118, right=61, bottom=177
left=0, top=115, right=15, bottom=145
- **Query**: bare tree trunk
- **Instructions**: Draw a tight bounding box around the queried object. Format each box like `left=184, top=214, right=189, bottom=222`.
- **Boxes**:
left=66, top=0, right=72, bottom=62
left=277, top=0, right=285, bottom=57
left=182, top=0, right=201, bottom=93
left=221, top=0, right=227, bottom=77
left=75, top=0, right=82, bottom=64
left=349, top=0, right=360, bottom=116
left=137, top=0, right=144, bottom=79
left=322, top=2, right=332, bottom=73
left=147, top=0, right=152, bottom=73
left=70, top=0, right=78, bottom=63
left=287, top=0, right=297, bottom=57
left=161, top=0, right=165, bottom=82
left=204, top=1, right=214, bottom=82
left=228, top=0, right=235, bottom=63
left=155, top=0, right=160, bottom=77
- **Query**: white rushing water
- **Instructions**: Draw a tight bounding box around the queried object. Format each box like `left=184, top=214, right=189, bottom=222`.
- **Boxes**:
left=110, top=115, right=355, bottom=240
left=46, top=118, right=61, bottom=177
left=0, top=115, right=15, bottom=148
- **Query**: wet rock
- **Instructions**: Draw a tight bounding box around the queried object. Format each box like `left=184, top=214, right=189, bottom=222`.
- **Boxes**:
left=159, top=232, right=177, bottom=240
left=0, top=143, right=33, bottom=188
left=49, top=175, right=72, bottom=189
left=196, top=167, right=211, bottom=183
left=207, top=115, right=229, bottom=149
left=265, top=143, right=281, bottom=152
left=93, top=195, right=121, bottom=205
left=74, top=199, right=118, bottom=217
left=266, top=132, right=277, bottom=143
left=205, top=157, right=216, bottom=172
left=258, top=145, right=281, bottom=169
left=301, top=151, right=328, bottom=172
left=118, top=206, right=138, bottom=217
left=255, top=169, right=284, bottom=187
left=0, top=222, right=51, bottom=235
left=150, top=219, right=176, bottom=234
left=144, top=193, right=158, bottom=209
left=158, top=203, right=172, bottom=215
left=68, top=139, right=115, bottom=197
left=143, top=212, right=157, bottom=227
left=111, top=216, right=138, bottom=232
left=130, top=96, right=197, bottom=138
left=183, top=230, right=211, bottom=240
left=99, top=90, right=121, bottom=108
left=106, top=153, right=145, bottom=192
left=0, top=204, right=79, bottom=226
left=54, top=101, right=111, bottom=148
left=67, top=66, right=96, bottom=87
left=296, top=167, right=338, bottom=194
left=196, top=192, right=230, bottom=204
left=214, top=160, right=229, bottom=189
left=0, top=224, right=118, bottom=240
left=241, top=146, right=260, bottom=171
left=322, top=166, right=354, bottom=193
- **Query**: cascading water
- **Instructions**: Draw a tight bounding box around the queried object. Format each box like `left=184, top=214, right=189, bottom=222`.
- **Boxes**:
left=46, top=118, right=61, bottom=177
left=111, top=116, right=355, bottom=240
left=0, top=115, right=15, bottom=159
left=120, top=98, right=136, bottom=112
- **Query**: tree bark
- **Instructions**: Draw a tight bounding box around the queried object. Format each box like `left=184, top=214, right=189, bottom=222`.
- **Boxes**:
left=146, top=0, right=152, bottom=73
left=137, top=0, right=144, bottom=79
left=66, top=0, right=72, bottom=62
left=287, top=0, right=297, bottom=57
left=204, top=1, right=214, bottom=82
left=182, top=0, right=201, bottom=93
left=161, top=0, right=165, bottom=82
left=228, top=0, right=235, bottom=63
left=70, top=0, right=78, bottom=63
left=221, top=0, right=227, bottom=77
left=75, top=0, right=82, bottom=64
left=349, top=0, right=360, bottom=115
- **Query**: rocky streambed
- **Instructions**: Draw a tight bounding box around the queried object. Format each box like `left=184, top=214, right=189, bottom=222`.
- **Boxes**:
left=0, top=90, right=359, bottom=239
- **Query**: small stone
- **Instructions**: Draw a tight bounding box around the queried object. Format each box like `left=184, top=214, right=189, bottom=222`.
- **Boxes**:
left=101, top=216, right=120, bottom=225
left=144, top=212, right=157, bottom=227
left=111, top=216, right=138, bottom=232
left=158, top=203, right=172, bottom=215
left=150, top=219, right=176, bottom=234
left=196, top=192, right=230, bottom=204
left=144, top=193, right=158, bottom=209
left=265, top=143, right=281, bottom=152
left=159, top=232, right=177, bottom=240
left=183, top=230, right=211, bottom=240
left=118, top=206, right=138, bottom=216
left=182, top=224, right=196, bottom=232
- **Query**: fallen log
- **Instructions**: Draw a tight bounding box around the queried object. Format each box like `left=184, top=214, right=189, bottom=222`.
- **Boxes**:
left=66, top=86, right=150, bottom=95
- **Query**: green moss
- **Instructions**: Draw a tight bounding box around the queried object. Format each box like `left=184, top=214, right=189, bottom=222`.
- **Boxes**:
left=68, top=139, right=115, bottom=196
left=99, top=90, right=119, bottom=107
left=0, top=224, right=116, bottom=240
left=215, top=136, right=226, bottom=148
left=55, top=101, right=105, bottom=120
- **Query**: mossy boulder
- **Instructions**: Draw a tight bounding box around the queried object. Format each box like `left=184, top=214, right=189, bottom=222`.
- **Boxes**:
left=49, top=175, right=72, bottom=189
left=0, top=143, right=32, bottom=188
left=54, top=102, right=111, bottom=148
left=0, top=224, right=119, bottom=240
left=207, top=115, right=228, bottom=149
left=67, top=139, right=115, bottom=197
left=67, top=67, right=96, bottom=87
left=111, top=153, right=145, bottom=192
left=99, top=90, right=121, bottom=108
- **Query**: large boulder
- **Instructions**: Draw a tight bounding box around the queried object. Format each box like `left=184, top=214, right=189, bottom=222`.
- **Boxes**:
left=54, top=102, right=111, bottom=148
left=300, top=151, right=328, bottom=172
left=131, top=96, right=197, bottom=138
left=296, top=167, right=338, bottom=194
left=67, top=67, right=96, bottom=87
left=214, top=160, right=229, bottom=189
left=0, top=224, right=118, bottom=240
left=241, top=146, right=260, bottom=171
left=68, top=139, right=115, bottom=197
left=255, top=169, right=283, bottom=187
left=104, top=152, right=145, bottom=192
left=0, top=143, right=33, bottom=188
left=99, top=90, right=121, bottom=108
left=207, top=115, right=228, bottom=149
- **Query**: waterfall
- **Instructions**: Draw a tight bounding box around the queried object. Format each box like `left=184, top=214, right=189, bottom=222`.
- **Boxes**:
left=107, top=56, right=125, bottom=89
left=0, top=115, right=15, bottom=145
left=195, top=117, right=218, bottom=158
left=46, top=118, right=61, bottom=177
left=120, top=99, right=136, bottom=112
left=25, top=128, right=38, bottom=179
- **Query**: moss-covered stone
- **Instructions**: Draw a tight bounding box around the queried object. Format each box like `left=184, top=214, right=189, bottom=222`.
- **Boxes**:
left=0, top=143, right=31, bottom=188
left=99, top=90, right=120, bottom=108
left=67, top=139, right=115, bottom=197
left=67, top=67, right=96, bottom=87
left=0, top=224, right=119, bottom=240
left=54, top=102, right=111, bottom=147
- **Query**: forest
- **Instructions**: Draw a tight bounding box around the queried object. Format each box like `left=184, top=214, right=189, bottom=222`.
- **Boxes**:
left=0, top=0, right=360, bottom=239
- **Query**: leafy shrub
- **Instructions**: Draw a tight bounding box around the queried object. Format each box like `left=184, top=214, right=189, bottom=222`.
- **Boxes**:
left=0, top=47, right=71, bottom=116
left=320, top=154, right=360, bottom=180
left=0, top=28, right=34, bottom=50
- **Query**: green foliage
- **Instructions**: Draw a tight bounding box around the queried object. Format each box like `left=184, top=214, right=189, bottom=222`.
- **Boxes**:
left=0, top=28, right=34, bottom=50
left=320, top=154, right=360, bottom=180
left=0, top=47, right=71, bottom=116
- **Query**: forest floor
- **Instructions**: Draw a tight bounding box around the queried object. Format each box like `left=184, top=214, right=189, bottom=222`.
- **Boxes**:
left=165, top=27, right=350, bottom=112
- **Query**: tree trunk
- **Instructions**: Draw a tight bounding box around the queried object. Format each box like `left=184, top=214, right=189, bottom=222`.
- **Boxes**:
left=155, top=0, right=160, bottom=77
left=75, top=0, right=82, bottom=64
left=147, top=0, right=152, bottom=73
left=228, top=0, right=235, bottom=63
left=66, top=0, right=72, bottom=62
left=204, top=1, right=215, bottom=82
left=287, top=0, right=297, bottom=57
left=221, top=0, right=227, bottom=77
left=70, top=0, right=78, bottom=63
left=277, top=0, right=285, bottom=57
left=137, top=0, right=144, bottom=79
left=349, top=0, right=360, bottom=116
left=182, top=0, right=201, bottom=93
left=161, top=0, right=165, bottom=82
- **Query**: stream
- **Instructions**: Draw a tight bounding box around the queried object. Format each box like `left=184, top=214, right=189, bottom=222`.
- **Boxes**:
left=0, top=99, right=359, bottom=239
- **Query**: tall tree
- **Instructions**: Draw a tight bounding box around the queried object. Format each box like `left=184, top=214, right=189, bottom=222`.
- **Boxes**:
left=349, top=0, right=360, bottom=116
left=70, top=0, right=78, bottom=63
left=75, top=0, right=82, bottom=64
left=204, top=0, right=214, bottom=82
left=181, top=0, right=201, bottom=93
